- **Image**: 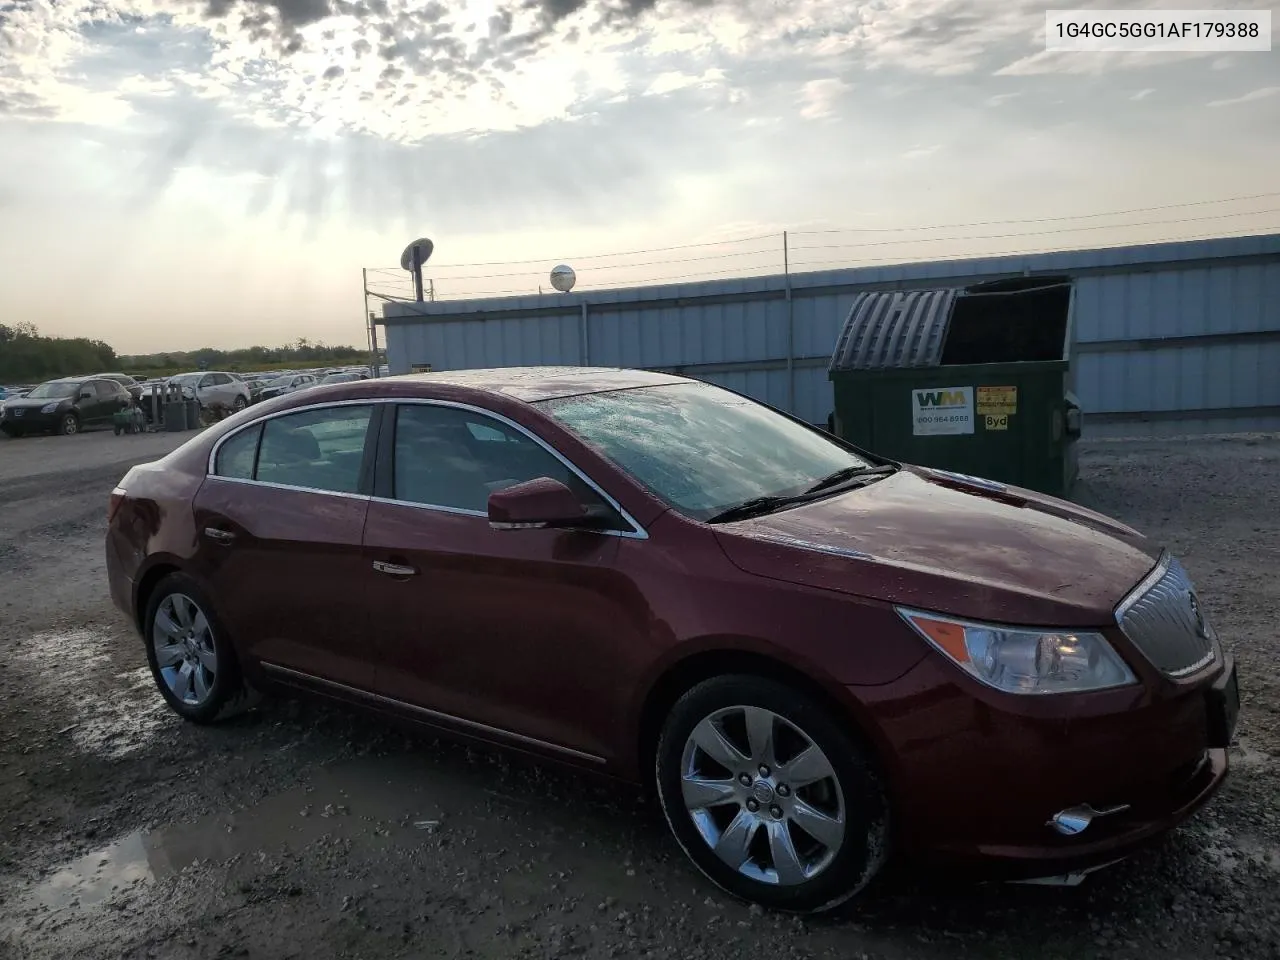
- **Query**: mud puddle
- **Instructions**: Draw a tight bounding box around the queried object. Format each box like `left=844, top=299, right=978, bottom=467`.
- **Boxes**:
left=3, top=749, right=673, bottom=937
left=10, top=629, right=170, bottom=760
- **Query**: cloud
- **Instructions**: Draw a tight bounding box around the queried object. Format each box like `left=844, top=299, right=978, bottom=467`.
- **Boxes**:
left=1207, top=86, right=1280, bottom=108
left=798, top=77, right=849, bottom=120
left=3, top=0, right=1278, bottom=147
left=902, top=143, right=940, bottom=160
left=1131, top=87, right=1154, bottom=101
left=0, top=0, right=1050, bottom=141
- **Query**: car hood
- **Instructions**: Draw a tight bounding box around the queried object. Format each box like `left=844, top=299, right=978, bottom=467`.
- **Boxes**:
left=713, top=466, right=1160, bottom=627
left=3, top=396, right=68, bottom=410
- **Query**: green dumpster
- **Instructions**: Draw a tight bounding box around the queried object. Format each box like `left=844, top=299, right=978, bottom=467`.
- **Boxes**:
left=827, top=276, right=1081, bottom=498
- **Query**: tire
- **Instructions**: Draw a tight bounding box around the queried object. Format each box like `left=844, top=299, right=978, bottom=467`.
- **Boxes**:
left=59, top=413, right=79, bottom=436
left=114, top=425, right=122, bottom=436
left=655, top=675, right=889, bottom=913
left=233, top=395, right=248, bottom=411
left=142, top=573, right=261, bottom=724
left=1, top=426, right=19, bottom=438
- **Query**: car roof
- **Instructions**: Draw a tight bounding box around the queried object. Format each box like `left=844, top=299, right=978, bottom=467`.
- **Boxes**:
left=384, top=366, right=688, bottom=402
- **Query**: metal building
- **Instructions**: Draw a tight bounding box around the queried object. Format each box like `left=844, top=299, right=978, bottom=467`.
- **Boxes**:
left=377, top=232, right=1280, bottom=437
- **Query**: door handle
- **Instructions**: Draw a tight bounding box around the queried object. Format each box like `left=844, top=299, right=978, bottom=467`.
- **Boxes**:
left=372, top=560, right=417, bottom=577
left=204, top=527, right=236, bottom=544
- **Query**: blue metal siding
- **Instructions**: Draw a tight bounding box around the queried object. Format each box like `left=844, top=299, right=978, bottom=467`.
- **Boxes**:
left=380, top=233, right=1280, bottom=434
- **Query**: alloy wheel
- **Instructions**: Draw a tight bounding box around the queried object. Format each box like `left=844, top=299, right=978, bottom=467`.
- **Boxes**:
left=678, top=705, right=846, bottom=886
left=152, top=592, right=218, bottom=706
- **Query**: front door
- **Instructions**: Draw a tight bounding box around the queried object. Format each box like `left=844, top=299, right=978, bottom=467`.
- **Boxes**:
left=362, top=401, right=644, bottom=763
left=191, top=403, right=380, bottom=688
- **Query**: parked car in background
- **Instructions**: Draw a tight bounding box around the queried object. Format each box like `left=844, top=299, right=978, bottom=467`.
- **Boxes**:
left=3, top=375, right=132, bottom=436
left=319, top=371, right=366, bottom=385
left=97, top=372, right=144, bottom=401
left=239, top=375, right=270, bottom=404
left=106, top=367, right=1237, bottom=912
left=167, top=372, right=252, bottom=411
left=256, top=373, right=318, bottom=400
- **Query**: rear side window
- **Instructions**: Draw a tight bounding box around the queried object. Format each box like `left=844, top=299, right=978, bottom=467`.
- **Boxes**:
left=256, top=406, right=373, bottom=494
left=215, top=424, right=261, bottom=480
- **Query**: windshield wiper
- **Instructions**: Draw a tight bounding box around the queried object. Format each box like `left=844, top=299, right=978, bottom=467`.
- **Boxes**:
left=707, top=465, right=900, bottom=524
left=706, top=496, right=796, bottom=524
left=803, top=463, right=898, bottom=495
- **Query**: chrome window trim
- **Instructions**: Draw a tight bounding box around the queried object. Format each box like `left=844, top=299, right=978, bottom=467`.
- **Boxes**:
left=205, top=396, right=649, bottom=540
left=206, top=475, right=371, bottom=502
left=260, top=662, right=606, bottom=764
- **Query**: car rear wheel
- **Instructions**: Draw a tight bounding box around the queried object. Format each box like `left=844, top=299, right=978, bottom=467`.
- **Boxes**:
left=143, top=574, right=260, bottom=724
left=233, top=395, right=248, bottom=411
left=59, top=413, right=79, bottom=436
left=655, top=675, right=889, bottom=913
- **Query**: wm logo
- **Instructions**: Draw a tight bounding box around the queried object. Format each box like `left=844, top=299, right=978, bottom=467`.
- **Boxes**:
left=917, top=390, right=967, bottom=407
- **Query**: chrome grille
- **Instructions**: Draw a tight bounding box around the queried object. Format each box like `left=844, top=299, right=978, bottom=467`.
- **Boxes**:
left=1116, top=555, right=1217, bottom=678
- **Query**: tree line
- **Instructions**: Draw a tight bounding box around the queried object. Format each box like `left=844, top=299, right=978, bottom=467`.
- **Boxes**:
left=0, top=326, right=373, bottom=384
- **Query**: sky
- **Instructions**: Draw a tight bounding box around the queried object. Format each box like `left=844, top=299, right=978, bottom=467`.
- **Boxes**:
left=0, top=0, right=1277, bottom=354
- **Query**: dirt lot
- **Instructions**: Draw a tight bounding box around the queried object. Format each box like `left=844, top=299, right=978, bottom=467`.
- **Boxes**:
left=0, top=426, right=1277, bottom=960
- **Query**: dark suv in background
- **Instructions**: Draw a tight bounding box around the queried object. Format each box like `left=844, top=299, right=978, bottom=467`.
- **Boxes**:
left=1, top=376, right=133, bottom=436
left=97, top=372, right=144, bottom=401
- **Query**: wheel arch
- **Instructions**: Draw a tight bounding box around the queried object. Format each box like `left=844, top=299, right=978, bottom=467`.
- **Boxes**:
left=133, top=559, right=184, bottom=633
left=632, top=644, right=897, bottom=796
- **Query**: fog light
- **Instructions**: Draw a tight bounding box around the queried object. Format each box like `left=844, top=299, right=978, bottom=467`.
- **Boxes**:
left=1047, top=803, right=1130, bottom=836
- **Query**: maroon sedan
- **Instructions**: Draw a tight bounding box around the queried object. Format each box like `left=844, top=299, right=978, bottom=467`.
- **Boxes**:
left=106, top=367, right=1239, bottom=912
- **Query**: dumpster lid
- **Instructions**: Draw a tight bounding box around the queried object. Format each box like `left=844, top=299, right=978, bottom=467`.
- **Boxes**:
left=828, top=288, right=958, bottom=372
left=829, top=276, right=1073, bottom=372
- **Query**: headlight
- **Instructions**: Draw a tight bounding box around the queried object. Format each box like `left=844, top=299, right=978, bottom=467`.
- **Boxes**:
left=41, top=402, right=60, bottom=414
left=897, top=608, right=1136, bottom=695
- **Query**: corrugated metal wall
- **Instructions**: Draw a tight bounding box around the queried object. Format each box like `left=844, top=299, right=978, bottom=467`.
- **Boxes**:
left=380, top=233, right=1280, bottom=437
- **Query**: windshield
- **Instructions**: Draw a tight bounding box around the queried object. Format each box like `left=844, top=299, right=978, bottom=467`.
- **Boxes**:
left=25, top=381, right=81, bottom=399
left=539, top=381, right=873, bottom=521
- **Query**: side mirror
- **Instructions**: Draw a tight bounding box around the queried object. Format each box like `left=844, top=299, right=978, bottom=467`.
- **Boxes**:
left=488, top=477, right=591, bottom=530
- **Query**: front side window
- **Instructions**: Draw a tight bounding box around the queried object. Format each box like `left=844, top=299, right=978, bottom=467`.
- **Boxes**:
left=91, top=381, right=116, bottom=397
left=392, top=404, right=607, bottom=515
left=538, top=381, right=872, bottom=522
left=255, top=405, right=373, bottom=493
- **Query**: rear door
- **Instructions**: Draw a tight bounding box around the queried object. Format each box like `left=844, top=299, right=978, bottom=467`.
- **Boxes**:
left=192, top=402, right=381, bottom=688
left=361, top=400, right=645, bottom=762
left=99, top=379, right=130, bottom=418
left=85, top=380, right=116, bottom=423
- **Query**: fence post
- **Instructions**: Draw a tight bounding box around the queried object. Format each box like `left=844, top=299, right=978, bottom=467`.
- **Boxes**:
left=580, top=300, right=590, bottom=366
left=784, top=231, right=795, bottom=414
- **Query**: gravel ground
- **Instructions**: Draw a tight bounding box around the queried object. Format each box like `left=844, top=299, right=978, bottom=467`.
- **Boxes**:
left=0, top=427, right=1277, bottom=960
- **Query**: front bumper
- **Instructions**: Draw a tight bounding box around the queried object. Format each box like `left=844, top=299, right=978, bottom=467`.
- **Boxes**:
left=2, top=410, right=59, bottom=430
left=857, top=650, right=1235, bottom=880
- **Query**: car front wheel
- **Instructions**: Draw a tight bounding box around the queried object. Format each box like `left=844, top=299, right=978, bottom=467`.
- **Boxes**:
left=143, top=573, right=260, bottom=723
left=655, top=675, right=889, bottom=913
left=59, top=413, right=79, bottom=435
